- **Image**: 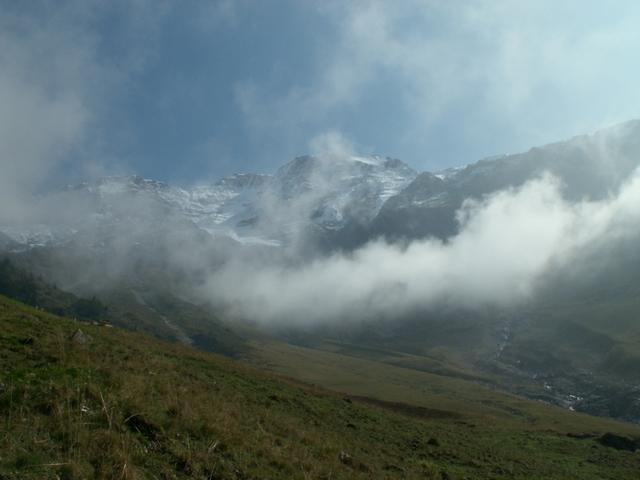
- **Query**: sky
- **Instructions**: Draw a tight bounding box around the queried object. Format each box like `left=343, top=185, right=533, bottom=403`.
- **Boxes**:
left=3, top=0, right=640, bottom=189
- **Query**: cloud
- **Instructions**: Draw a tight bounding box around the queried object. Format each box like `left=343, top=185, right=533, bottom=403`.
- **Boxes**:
left=0, top=5, right=93, bottom=222
left=309, top=130, right=357, bottom=158
left=3, top=1, right=640, bottom=331
left=201, top=169, right=640, bottom=325
left=0, top=1, right=169, bottom=224
left=235, top=1, right=640, bottom=166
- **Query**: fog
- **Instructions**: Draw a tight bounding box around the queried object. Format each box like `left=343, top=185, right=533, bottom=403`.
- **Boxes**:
left=2, top=3, right=640, bottom=331
left=201, top=170, right=640, bottom=325
left=3, top=113, right=640, bottom=328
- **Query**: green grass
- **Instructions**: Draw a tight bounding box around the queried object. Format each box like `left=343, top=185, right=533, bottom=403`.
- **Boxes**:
left=1, top=295, right=640, bottom=479
left=246, top=340, right=640, bottom=432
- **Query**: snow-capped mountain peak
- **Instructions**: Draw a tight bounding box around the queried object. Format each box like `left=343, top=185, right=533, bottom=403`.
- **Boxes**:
left=1, top=153, right=418, bottom=249
left=3, top=120, right=640, bottom=251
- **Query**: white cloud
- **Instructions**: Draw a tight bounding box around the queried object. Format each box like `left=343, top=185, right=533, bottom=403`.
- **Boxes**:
left=3, top=1, right=640, bottom=329
left=309, top=130, right=357, bottom=158
left=203, top=169, right=640, bottom=325
left=0, top=1, right=169, bottom=223
left=235, top=0, right=640, bottom=165
left=0, top=6, right=93, bottom=222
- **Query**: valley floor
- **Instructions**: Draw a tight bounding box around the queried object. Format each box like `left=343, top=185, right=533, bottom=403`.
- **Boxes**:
left=1, top=295, right=640, bottom=479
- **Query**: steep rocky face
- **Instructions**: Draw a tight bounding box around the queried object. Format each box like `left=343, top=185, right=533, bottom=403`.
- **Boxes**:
left=371, top=172, right=458, bottom=241
left=176, top=173, right=272, bottom=237
left=370, top=120, right=640, bottom=242
left=272, top=155, right=417, bottom=221
left=0, top=155, right=418, bottom=249
left=228, top=154, right=416, bottom=251
left=2, top=120, right=640, bottom=254
left=0, top=154, right=418, bottom=290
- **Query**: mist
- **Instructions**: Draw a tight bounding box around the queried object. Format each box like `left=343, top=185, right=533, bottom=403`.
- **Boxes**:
left=4, top=130, right=640, bottom=329
left=201, top=169, right=640, bottom=326
left=2, top=3, right=640, bottom=333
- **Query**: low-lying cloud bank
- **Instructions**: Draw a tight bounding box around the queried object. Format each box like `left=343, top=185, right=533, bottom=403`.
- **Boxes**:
left=202, top=170, right=640, bottom=325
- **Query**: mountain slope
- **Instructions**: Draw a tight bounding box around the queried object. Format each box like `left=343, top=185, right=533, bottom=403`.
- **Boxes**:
left=2, top=121, right=640, bottom=432
left=0, top=257, right=108, bottom=321
left=0, top=255, right=247, bottom=357
left=2, top=295, right=640, bottom=479
left=0, top=155, right=417, bottom=250
left=372, top=120, right=640, bottom=241
left=2, top=121, right=639, bottom=251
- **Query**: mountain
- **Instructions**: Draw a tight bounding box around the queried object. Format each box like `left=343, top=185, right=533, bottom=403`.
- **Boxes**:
left=3, top=294, right=640, bottom=479
left=0, top=155, right=416, bottom=251
left=5, top=121, right=640, bottom=255
left=372, top=120, right=640, bottom=241
left=3, top=121, right=639, bottom=252
left=2, top=121, right=640, bottom=425
left=271, top=154, right=417, bottom=229
left=0, top=257, right=107, bottom=321
left=0, top=232, right=19, bottom=251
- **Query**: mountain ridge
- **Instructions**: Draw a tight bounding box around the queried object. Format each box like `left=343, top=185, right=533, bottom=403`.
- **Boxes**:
left=4, top=120, right=640, bottom=251
left=3, top=121, right=640, bottom=426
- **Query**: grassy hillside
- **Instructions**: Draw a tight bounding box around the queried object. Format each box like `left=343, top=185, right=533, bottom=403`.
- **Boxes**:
left=246, top=340, right=639, bottom=431
left=0, top=256, right=247, bottom=356
left=0, top=258, right=108, bottom=321
left=271, top=289, right=640, bottom=423
left=2, top=296, right=640, bottom=479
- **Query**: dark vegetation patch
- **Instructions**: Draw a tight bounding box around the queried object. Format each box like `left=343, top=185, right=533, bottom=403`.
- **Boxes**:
left=347, top=395, right=462, bottom=420
left=0, top=257, right=108, bottom=321
left=597, top=433, right=640, bottom=451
